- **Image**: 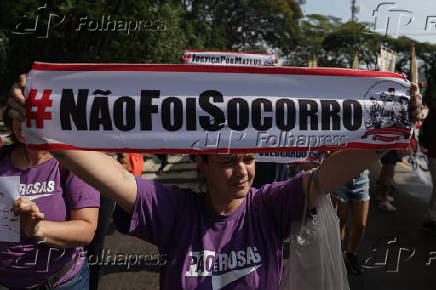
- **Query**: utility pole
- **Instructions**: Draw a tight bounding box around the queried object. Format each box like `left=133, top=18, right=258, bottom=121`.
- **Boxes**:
left=351, top=0, right=359, bottom=23
left=352, top=51, right=359, bottom=69
left=351, top=0, right=360, bottom=69
left=308, top=55, right=318, bottom=67
left=410, top=42, right=418, bottom=83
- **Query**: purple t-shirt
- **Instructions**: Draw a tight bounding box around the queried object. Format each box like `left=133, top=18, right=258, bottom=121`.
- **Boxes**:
left=0, top=154, right=100, bottom=289
left=114, top=173, right=305, bottom=289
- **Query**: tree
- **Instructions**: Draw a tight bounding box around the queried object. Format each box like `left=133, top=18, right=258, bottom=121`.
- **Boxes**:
left=285, top=14, right=341, bottom=66
left=0, top=0, right=189, bottom=104
left=0, top=0, right=306, bottom=104
left=180, top=0, right=304, bottom=53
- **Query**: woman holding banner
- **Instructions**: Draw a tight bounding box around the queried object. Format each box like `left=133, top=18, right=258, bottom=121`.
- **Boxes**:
left=7, top=74, right=422, bottom=289
left=0, top=106, right=100, bottom=289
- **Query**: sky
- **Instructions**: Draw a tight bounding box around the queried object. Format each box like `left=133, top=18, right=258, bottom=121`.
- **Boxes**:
left=303, top=0, right=436, bottom=44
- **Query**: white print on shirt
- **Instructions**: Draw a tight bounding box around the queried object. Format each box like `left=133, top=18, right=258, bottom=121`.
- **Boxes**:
left=185, top=246, right=262, bottom=290
left=18, top=181, right=55, bottom=200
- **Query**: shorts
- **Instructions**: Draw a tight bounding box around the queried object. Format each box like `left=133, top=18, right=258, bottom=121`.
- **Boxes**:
left=331, top=170, right=370, bottom=203
left=381, top=150, right=401, bottom=166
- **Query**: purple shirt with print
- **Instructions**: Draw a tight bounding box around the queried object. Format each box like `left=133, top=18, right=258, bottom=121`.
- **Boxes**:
left=0, top=154, right=99, bottom=289
left=113, top=173, right=305, bottom=289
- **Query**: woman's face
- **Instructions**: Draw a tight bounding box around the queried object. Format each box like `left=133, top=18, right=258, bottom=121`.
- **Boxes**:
left=198, top=154, right=255, bottom=200
left=12, top=121, right=48, bottom=159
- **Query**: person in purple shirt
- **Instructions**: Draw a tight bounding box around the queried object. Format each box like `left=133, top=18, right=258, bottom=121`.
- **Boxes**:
left=8, top=75, right=422, bottom=289
left=0, top=107, right=100, bottom=289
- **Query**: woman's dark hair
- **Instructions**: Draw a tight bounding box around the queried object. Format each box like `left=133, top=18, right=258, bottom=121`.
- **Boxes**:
left=0, top=107, right=22, bottom=159
left=196, top=155, right=209, bottom=193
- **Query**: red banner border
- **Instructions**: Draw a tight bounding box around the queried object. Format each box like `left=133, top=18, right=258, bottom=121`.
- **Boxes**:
left=31, top=62, right=405, bottom=79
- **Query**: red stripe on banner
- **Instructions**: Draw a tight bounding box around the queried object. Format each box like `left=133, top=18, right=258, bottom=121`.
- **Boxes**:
left=31, top=62, right=405, bottom=79
left=27, top=142, right=408, bottom=153
left=184, top=49, right=276, bottom=55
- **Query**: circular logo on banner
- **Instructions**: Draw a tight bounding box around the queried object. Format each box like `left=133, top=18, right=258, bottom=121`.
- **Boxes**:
left=363, top=80, right=410, bottom=130
left=361, top=80, right=411, bottom=142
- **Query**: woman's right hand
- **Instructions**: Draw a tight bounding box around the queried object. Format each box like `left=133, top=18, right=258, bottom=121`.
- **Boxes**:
left=8, top=74, right=27, bottom=121
left=13, top=197, right=45, bottom=241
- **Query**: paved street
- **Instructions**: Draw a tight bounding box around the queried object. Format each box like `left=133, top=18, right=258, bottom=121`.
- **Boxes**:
left=98, top=155, right=436, bottom=290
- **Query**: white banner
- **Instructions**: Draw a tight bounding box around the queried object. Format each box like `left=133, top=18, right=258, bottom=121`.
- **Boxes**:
left=24, top=62, right=413, bottom=154
left=182, top=49, right=277, bottom=66
left=378, top=46, right=397, bottom=72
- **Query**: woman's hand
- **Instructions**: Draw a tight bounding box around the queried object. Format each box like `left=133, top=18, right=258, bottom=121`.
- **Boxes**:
left=13, top=197, right=45, bottom=241
left=8, top=74, right=138, bottom=214
left=8, top=74, right=27, bottom=121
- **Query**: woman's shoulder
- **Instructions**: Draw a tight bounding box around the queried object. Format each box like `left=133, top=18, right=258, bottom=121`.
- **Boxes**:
left=135, top=175, right=198, bottom=198
left=250, top=172, right=304, bottom=196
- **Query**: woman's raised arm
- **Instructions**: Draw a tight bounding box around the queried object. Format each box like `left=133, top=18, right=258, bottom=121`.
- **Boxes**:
left=9, top=75, right=138, bottom=214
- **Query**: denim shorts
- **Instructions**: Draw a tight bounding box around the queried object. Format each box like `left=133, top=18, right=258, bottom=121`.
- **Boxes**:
left=381, top=150, right=401, bottom=165
left=331, top=170, right=370, bottom=202
left=55, top=258, right=89, bottom=290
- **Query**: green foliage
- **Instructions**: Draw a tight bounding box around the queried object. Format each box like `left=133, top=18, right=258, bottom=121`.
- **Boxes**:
left=286, top=13, right=436, bottom=103
left=1, top=0, right=436, bottom=105
left=286, top=14, right=342, bottom=66
left=0, top=0, right=191, bottom=103
left=0, top=0, right=305, bottom=104
left=180, top=0, right=303, bottom=53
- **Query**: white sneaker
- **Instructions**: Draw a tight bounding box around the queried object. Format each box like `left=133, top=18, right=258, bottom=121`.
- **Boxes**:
left=377, top=200, right=397, bottom=212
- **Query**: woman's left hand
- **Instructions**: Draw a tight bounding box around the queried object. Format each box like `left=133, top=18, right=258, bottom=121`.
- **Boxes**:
left=13, top=197, right=45, bottom=241
left=410, top=83, right=423, bottom=124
